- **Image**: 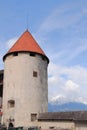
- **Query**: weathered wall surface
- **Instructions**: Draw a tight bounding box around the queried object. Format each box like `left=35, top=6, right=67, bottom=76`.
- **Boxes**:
left=3, top=52, right=48, bottom=127
left=76, top=122, right=87, bottom=130
left=38, top=121, right=75, bottom=130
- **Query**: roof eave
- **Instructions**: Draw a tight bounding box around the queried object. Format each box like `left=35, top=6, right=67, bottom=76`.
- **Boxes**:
left=3, top=51, right=49, bottom=63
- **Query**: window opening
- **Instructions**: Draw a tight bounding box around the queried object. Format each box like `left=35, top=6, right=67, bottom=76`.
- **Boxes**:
left=42, top=56, right=45, bottom=61
left=33, top=71, right=38, bottom=77
left=31, top=113, right=37, bottom=121
left=49, top=127, right=55, bottom=129
left=13, top=52, right=18, bottom=56
left=30, top=52, right=35, bottom=57
left=0, top=85, right=3, bottom=97
left=8, top=100, right=15, bottom=108
left=8, top=122, right=14, bottom=128
left=0, top=74, right=3, bottom=81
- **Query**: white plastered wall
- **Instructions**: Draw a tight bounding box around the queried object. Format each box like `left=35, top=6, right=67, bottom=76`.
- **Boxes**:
left=37, top=121, right=75, bottom=130
left=3, top=52, right=48, bottom=127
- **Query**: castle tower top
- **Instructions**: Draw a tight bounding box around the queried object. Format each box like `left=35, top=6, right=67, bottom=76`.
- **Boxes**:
left=3, top=30, right=49, bottom=62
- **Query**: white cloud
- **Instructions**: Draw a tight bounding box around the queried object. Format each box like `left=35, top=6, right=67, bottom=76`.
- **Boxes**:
left=0, top=40, right=8, bottom=69
left=46, top=37, right=87, bottom=66
left=34, top=2, right=87, bottom=66
left=49, top=94, right=66, bottom=104
left=49, top=94, right=87, bottom=105
left=37, top=3, right=87, bottom=34
left=65, top=80, right=79, bottom=91
left=64, top=40, right=87, bottom=63
left=34, top=3, right=87, bottom=105
left=48, top=62, right=87, bottom=104
left=6, top=37, right=18, bottom=49
left=0, top=37, right=18, bottom=69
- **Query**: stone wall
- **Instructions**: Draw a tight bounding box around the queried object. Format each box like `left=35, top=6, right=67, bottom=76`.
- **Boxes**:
left=3, top=52, right=48, bottom=127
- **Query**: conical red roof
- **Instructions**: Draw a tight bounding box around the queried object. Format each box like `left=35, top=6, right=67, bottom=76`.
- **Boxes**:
left=3, top=30, right=49, bottom=62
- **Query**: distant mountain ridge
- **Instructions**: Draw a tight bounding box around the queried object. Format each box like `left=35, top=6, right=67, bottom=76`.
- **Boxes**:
left=48, top=102, right=87, bottom=112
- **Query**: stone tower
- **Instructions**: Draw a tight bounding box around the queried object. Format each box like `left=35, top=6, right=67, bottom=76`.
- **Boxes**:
left=3, top=30, right=49, bottom=127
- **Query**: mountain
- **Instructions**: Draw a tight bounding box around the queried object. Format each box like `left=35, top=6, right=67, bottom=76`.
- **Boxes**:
left=48, top=102, right=87, bottom=112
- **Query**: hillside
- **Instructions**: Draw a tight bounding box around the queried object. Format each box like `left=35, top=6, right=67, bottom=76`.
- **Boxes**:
left=48, top=102, right=87, bottom=112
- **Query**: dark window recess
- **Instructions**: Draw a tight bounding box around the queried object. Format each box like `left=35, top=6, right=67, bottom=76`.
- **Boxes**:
left=0, top=85, right=3, bottom=97
left=31, top=113, right=37, bottom=121
left=49, top=127, right=55, bottom=129
left=42, top=56, right=45, bottom=61
left=33, top=71, right=38, bottom=77
left=8, top=100, right=15, bottom=108
left=13, top=52, right=18, bottom=56
left=30, top=52, right=35, bottom=57
left=0, top=74, right=3, bottom=82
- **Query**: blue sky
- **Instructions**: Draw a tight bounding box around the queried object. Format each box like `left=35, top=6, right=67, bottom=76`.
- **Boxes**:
left=1, top=0, right=87, bottom=105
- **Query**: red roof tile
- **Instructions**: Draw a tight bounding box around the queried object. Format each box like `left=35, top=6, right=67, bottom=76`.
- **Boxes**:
left=3, top=30, right=49, bottom=62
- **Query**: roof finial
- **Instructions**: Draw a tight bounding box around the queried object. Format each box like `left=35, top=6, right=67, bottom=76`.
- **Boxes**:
left=26, top=12, right=29, bottom=31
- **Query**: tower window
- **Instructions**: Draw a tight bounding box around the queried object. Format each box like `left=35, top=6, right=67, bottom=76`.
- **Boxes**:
left=13, top=52, right=18, bottom=56
left=42, top=56, right=45, bottom=61
left=0, top=74, right=3, bottom=81
left=0, top=85, right=3, bottom=97
left=30, top=52, right=35, bottom=57
left=33, top=71, right=38, bottom=77
left=8, top=100, right=15, bottom=108
left=31, top=113, right=37, bottom=121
